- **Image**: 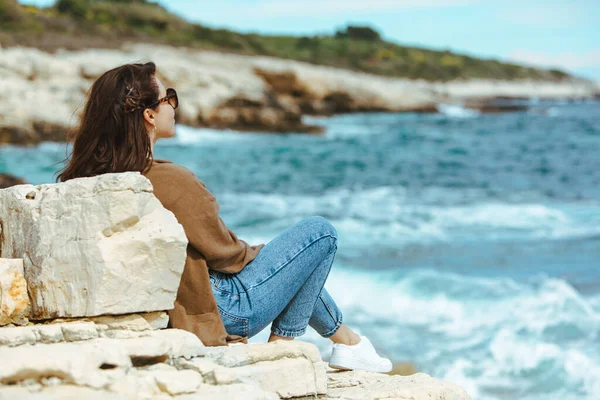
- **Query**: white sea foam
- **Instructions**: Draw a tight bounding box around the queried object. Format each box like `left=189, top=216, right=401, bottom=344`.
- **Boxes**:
left=159, top=125, right=271, bottom=146
left=251, top=267, right=600, bottom=399
left=37, top=141, right=69, bottom=152
left=339, top=268, right=599, bottom=398
left=438, top=104, right=480, bottom=118
left=220, top=187, right=600, bottom=246
left=589, top=295, right=600, bottom=313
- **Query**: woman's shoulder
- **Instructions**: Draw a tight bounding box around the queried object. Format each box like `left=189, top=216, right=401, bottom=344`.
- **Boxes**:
left=144, top=159, right=205, bottom=189
left=146, top=159, right=191, bottom=176
left=144, top=159, right=213, bottom=207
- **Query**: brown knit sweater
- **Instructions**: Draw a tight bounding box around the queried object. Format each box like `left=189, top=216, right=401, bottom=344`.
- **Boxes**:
left=143, top=159, right=264, bottom=346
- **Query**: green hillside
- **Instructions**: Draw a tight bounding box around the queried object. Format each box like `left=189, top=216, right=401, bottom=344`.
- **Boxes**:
left=0, top=0, right=569, bottom=82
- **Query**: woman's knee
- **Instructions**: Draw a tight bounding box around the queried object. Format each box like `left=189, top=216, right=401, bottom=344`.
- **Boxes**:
left=299, top=216, right=338, bottom=241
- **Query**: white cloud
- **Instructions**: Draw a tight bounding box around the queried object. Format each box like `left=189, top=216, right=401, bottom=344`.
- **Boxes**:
left=510, top=50, right=600, bottom=70
left=238, top=0, right=479, bottom=17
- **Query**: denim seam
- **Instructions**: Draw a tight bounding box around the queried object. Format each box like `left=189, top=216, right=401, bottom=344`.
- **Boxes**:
left=272, top=242, right=338, bottom=338
left=209, top=273, right=220, bottom=288
left=320, top=314, right=343, bottom=338
left=321, top=293, right=338, bottom=323
left=247, top=233, right=337, bottom=291
left=217, top=306, right=248, bottom=336
left=309, top=243, right=340, bottom=337
left=210, top=271, right=242, bottom=298
left=212, top=287, right=241, bottom=298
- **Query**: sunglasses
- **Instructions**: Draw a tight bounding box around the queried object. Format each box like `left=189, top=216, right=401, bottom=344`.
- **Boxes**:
left=147, top=88, right=178, bottom=110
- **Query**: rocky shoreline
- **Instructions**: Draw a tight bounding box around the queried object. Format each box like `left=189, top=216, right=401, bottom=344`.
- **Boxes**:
left=0, top=173, right=472, bottom=399
left=1, top=43, right=598, bottom=145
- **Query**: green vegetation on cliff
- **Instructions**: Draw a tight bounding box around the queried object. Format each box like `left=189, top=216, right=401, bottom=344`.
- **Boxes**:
left=1, top=0, right=569, bottom=82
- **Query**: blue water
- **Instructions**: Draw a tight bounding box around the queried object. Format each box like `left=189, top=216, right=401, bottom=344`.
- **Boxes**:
left=1, top=101, right=600, bottom=399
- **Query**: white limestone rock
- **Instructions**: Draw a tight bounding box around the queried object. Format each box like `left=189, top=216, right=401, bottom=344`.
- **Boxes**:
left=106, top=360, right=186, bottom=399
left=0, top=385, right=129, bottom=400
left=141, top=311, right=169, bottom=330
left=0, top=321, right=203, bottom=357
left=0, top=333, right=471, bottom=400
left=0, top=259, right=30, bottom=326
left=147, top=329, right=206, bottom=359
left=97, top=329, right=203, bottom=362
left=61, top=322, right=99, bottom=342
left=118, top=336, right=171, bottom=364
left=90, top=314, right=153, bottom=331
left=325, top=370, right=472, bottom=400
left=0, top=326, right=37, bottom=347
left=153, top=370, right=203, bottom=395
left=0, top=339, right=131, bottom=388
left=176, top=357, right=223, bottom=377
left=178, top=358, right=241, bottom=385
left=34, top=324, right=64, bottom=343
left=100, top=329, right=151, bottom=340
left=105, top=364, right=197, bottom=399
left=194, top=341, right=326, bottom=398
left=107, top=369, right=167, bottom=399
left=203, top=340, right=322, bottom=367
left=142, top=363, right=178, bottom=372
left=175, top=383, right=279, bottom=400
left=0, top=172, right=188, bottom=319
left=223, top=357, right=325, bottom=399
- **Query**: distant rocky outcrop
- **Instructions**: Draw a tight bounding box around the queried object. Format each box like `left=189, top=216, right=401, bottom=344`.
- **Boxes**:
left=0, top=173, right=26, bottom=189
left=0, top=173, right=471, bottom=399
left=1, top=44, right=597, bottom=145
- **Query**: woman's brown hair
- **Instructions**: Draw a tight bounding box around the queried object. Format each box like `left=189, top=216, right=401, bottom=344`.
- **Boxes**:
left=57, top=62, right=159, bottom=182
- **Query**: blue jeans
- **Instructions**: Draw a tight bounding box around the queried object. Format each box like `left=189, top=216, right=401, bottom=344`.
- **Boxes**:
left=209, top=216, right=343, bottom=338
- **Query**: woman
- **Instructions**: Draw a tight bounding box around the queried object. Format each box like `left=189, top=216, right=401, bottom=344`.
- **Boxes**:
left=58, top=62, right=392, bottom=373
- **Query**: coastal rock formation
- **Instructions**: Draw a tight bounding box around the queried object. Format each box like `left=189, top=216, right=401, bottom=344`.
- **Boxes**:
left=0, top=259, right=30, bottom=326
left=0, top=172, right=188, bottom=319
left=326, top=369, right=470, bottom=399
left=0, top=316, right=471, bottom=399
left=1, top=44, right=597, bottom=144
left=196, top=340, right=327, bottom=398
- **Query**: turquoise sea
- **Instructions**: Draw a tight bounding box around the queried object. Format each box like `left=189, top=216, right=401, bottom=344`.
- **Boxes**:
left=2, top=101, right=600, bottom=400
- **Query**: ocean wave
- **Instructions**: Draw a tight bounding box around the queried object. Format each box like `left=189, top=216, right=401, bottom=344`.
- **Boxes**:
left=325, top=268, right=600, bottom=399
left=330, top=269, right=598, bottom=333
left=220, top=187, right=600, bottom=245
left=251, top=267, right=600, bottom=399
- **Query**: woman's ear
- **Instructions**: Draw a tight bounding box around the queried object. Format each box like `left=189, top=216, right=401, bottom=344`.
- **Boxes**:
left=143, top=108, right=155, bottom=126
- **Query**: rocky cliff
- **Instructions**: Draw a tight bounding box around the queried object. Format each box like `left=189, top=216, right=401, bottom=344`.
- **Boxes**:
left=1, top=44, right=597, bottom=145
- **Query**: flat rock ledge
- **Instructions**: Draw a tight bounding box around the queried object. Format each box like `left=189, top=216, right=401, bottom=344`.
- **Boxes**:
left=0, top=317, right=471, bottom=399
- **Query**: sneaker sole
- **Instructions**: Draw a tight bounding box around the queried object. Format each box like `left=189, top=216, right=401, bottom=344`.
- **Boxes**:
left=329, top=355, right=392, bottom=373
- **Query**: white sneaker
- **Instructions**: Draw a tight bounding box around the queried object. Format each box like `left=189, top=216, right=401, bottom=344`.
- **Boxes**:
left=328, top=335, right=393, bottom=373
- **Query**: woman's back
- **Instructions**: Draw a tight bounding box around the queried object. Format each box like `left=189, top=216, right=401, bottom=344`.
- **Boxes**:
left=143, top=158, right=262, bottom=346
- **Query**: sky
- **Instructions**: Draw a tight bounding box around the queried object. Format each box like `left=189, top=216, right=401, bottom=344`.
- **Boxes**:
left=19, top=0, right=600, bottom=81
